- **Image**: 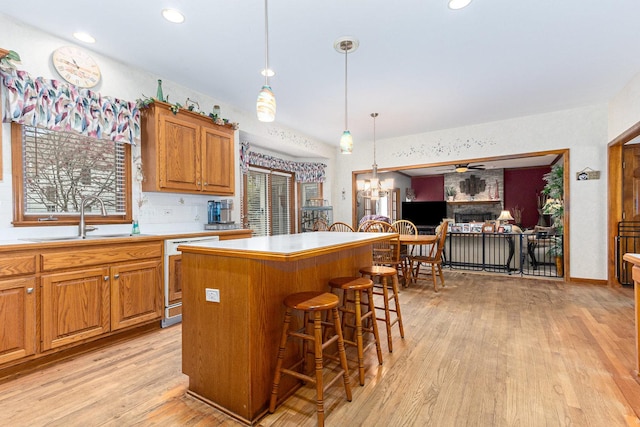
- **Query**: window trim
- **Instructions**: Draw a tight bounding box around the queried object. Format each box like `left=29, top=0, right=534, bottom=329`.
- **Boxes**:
left=11, top=122, right=133, bottom=226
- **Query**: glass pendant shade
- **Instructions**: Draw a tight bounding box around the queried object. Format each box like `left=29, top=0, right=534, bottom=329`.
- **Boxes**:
left=257, top=85, right=276, bottom=122
left=340, top=130, right=353, bottom=154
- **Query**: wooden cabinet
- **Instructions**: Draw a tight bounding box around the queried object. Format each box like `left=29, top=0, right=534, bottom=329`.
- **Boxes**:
left=141, top=101, right=235, bottom=195
left=41, top=267, right=110, bottom=351
left=0, top=254, right=37, bottom=365
left=167, top=254, right=182, bottom=306
left=40, top=241, right=163, bottom=351
left=111, top=260, right=162, bottom=331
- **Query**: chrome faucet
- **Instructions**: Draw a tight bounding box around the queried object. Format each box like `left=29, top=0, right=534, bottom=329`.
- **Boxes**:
left=79, top=196, right=107, bottom=238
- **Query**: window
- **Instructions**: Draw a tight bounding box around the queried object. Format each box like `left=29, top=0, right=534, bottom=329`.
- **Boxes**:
left=244, top=167, right=293, bottom=236
left=12, top=123, right=132, bottom=225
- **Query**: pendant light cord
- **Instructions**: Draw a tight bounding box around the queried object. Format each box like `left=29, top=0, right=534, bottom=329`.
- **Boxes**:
left=264, top=0, right=270, bottom=86
left=344, top=46, right=348, bottom=130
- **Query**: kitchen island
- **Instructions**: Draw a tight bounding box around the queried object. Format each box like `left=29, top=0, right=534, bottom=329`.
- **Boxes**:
left=622, top=253, right=640, bottom=377
left=178, top=231, right=394, bottom=425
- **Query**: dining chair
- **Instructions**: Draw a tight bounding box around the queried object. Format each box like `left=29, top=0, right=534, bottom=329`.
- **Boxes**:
left=391, top=220, right=418, bottom=284
left=410, top=221, right=449, bottom=292
left=313, top=218, right=329, bottom=231
left=328, top=221, right=355, bottom=232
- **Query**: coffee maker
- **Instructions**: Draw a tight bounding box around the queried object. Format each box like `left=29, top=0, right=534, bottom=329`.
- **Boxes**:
left=205, top=199, right=238, bottom=230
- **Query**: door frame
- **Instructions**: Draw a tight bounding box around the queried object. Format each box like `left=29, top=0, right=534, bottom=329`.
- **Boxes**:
left=607, top=121, right=640, bottom=286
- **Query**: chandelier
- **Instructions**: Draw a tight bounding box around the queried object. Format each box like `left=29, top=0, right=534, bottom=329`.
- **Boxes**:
left=357, top=113, right=391, bottom=200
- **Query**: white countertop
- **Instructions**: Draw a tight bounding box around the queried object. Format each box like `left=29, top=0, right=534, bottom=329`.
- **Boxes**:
left=178, top=231, right=395, bottom=260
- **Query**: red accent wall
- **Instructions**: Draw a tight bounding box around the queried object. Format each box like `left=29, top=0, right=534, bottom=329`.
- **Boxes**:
left=411, top=175, right=445, bottom=201
left=503, top=167, right=550, bottom=229
left=410, top=167, right=550, bottom=229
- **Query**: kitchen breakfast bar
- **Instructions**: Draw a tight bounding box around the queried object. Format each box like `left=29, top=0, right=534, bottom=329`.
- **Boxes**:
left=178, top=231, right=394, bottom=425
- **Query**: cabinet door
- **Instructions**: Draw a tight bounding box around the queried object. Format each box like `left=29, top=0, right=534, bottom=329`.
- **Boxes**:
left=41, top=267, right=110, bottom=351
left=159, top=113, right=200, bottom=192
left=201, top=127, right=234, bottom=194
left=111, top=260, right=162, bottom=331
left=167, top=254, right=182, bottom=305
left=0, top=277, right=36, bottom=364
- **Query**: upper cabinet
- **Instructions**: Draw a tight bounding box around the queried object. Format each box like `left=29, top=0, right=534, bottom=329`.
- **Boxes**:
left=141, top=101, right=235, bottom=195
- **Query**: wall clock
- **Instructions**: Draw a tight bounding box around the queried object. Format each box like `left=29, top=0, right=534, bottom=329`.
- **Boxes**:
left=52, top=46, right=101, bottom=88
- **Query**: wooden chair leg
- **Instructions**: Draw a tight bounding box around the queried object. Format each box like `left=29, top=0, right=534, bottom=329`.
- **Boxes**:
left=366, top=286, right=384, bottom=366
left=380, top=276, right=393, bottom=352
left=331, top=307, right=352, bottom=401
left=313, top=311, right=325, bottom=427
left=437, top=263, right=445, bottom=287
left=391, top=274, right=404, bottom=338
left=270, top=308, right=292, bottom=413
left=353, top=289, right=365, bottom=385
left=431, top=263, right=438, bottom=292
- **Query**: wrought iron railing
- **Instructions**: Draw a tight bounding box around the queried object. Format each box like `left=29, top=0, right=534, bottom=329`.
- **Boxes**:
left=442, top=232, right=563, bottom=278
left=616, top=221, right=640, bottom=286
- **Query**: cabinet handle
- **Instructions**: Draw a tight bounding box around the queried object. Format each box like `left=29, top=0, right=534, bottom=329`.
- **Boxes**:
left=197, top=181, right=201, bottom=185
left=203, top=182, right=208, bottom=186
left=104, top=276, right=110, bottom=281
left=114, top=274, right=120, bottom=279
left=26, top=287, right=34, bottom=294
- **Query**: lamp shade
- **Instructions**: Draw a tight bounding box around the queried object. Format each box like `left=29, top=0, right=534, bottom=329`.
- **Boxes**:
left=497, top=210, right=514, bottom=222
left=340, top=130, right=353, bottom=154
left=256, top=85, right=276, bottom=122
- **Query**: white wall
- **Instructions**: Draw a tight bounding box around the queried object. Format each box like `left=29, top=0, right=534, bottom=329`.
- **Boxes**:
left=609, top=71, right=640, bottom=139
left=0, top=14, right=334, bottom=239
left=334, top=104, right=609, bottom=280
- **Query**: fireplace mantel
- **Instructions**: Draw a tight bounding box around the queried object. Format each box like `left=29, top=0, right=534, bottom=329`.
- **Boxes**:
left=448, top=200, right=502, bottom=205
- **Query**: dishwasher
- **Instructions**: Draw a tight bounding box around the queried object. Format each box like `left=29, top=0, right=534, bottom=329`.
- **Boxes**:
left=163, top=235, right=220, bottom=327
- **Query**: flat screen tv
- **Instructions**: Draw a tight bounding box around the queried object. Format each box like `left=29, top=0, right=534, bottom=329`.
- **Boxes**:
left=402, top=201, right=447, bottom=227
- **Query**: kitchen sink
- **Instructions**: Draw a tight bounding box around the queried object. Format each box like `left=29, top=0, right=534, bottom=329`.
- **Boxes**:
left=21, top=233, right=150, bottom=242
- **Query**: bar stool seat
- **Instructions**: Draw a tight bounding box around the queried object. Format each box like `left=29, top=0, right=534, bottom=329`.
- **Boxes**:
left=328, top=277, right=383, bottom=385
left=269, top=291, right=352, bottom=427
left=359, top=265, right=405, bottom=353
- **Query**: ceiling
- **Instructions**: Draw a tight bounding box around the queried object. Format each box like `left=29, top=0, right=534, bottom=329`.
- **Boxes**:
left=2, top=1, right=640, bottom=152
left=397, top=154, right=559, bottom=177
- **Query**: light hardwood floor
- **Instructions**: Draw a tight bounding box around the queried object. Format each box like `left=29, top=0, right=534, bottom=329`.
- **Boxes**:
left=1, top=272, right=639, bottom=426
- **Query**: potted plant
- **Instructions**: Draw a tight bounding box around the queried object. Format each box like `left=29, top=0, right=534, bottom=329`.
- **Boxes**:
left=445, top=186, right=457, bottom=201
left=542, top=163, right=564, bottom=234
left=547, top=235, right=564, bottom=276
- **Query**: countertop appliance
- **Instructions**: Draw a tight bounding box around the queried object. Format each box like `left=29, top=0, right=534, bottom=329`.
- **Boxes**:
left=205, top=199, right=238, bottom=230
left=163, top=235, right=220, bottom=327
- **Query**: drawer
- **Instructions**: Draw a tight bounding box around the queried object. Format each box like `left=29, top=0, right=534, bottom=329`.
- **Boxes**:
left=0, top=254, right=37, bottom=277
left=41, top=242, right=162, bottom=272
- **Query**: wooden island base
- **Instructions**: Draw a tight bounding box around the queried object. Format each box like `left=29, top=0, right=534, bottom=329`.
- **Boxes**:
left=180, top=233, right=392, bottom=425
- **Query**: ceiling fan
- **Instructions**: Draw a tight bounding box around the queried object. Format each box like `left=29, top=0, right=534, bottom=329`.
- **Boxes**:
left=452, top=163, right=485, bottom=173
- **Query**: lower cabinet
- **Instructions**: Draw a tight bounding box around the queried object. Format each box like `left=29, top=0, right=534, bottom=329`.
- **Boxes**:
left=39, top=241, right=163, bottom=352
left=111, top=260, right=162, bottom=331
left=0, top=277, right=36, bottom=364
left=41, top=267, right=111, bottom=351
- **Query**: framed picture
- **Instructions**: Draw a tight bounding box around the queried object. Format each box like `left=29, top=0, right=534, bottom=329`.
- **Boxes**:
left=497, top=226, right=505, bottom=233
left=502, top=224, right=513, bottom=233
left=483, top=223, right=495, bottom=233
left=462, top=223, right=470, bottom=233
left=451, top=224, right=462, bottom=233
left=470, top=223, right=483, bottom=233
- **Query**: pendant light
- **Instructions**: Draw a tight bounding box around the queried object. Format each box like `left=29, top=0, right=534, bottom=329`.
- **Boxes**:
left=257, top=0, right=276, bottom=122
left=335, top=37, right=359, bottom=154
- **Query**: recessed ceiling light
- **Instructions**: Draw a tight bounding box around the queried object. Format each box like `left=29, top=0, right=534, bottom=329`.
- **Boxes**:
left=261, top=68, right=275, bottom=77
left=448, top=0, right=472, bottom=10
left=162, top=8, right=185, bottom=23
left=73, top=32, right=96, bottom=43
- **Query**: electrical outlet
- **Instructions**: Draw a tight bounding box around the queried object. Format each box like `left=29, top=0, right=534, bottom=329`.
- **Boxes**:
left=205, top=288, right=220, bottom=303
left=163, top=208, right=173, bottom=215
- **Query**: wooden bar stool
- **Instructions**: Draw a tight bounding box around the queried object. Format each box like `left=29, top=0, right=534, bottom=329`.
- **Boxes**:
left=328, top=277, right=383, bottom=385
left=269, top=291, right=352, bottom=427
left=359, top=265, right=405, bottom=353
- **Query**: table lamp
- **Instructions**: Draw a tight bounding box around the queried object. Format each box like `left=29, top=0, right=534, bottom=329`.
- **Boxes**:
left=497, top=210, right=514, bottom=226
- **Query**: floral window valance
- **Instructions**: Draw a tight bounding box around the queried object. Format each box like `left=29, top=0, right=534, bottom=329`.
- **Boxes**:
left=1, top=69, right=140, bottom=144
left=240, top=142, right=326, bottom=183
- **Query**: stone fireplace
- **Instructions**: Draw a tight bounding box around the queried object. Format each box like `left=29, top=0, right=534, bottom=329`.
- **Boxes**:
left=444, top=169, right=504, bottom=222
